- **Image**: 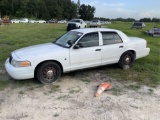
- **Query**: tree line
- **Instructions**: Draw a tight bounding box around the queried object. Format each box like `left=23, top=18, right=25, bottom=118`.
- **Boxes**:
left=0, top=0, right=159, bottom=22
left=0, top=0, right=78, bottom=20
left=0, top=0, right=96, bottom=20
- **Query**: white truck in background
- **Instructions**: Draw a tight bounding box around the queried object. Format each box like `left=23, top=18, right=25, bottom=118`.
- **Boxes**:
left=67, top=19, right=87, bottom=31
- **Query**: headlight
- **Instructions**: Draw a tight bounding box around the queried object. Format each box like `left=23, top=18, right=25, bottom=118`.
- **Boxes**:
left=11, top=59, right=31, bottom=67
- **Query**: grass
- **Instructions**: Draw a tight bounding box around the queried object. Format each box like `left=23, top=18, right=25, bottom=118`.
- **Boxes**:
left=0, top=22, right=159, bottom=89
left=125, top=84, right=141, bottom=91
left=53, top=113, right=59, bottom=117
left=68, top=86, right=81, bottom=94
left=110, top=86, right=122, bottom=96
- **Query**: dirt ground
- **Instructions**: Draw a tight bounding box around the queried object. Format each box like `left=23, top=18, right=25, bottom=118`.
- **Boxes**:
left=0, top=70, right=160, bottom=120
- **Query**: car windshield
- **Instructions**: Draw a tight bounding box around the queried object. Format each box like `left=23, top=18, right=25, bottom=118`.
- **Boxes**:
left=70, top=19, right=81, bottom=23
left=54, top=31, right=83, bottom=48
left=92, top=20, right=98, bottom=22
left=133, top=23, right=142, bottom=26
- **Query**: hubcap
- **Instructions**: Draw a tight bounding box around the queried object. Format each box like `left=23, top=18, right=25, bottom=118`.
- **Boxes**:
left=124, top=55, right=131, bottom=65
left=47, top=70, right=54, bottom=78
left=43, top=67, right=57, bottom=80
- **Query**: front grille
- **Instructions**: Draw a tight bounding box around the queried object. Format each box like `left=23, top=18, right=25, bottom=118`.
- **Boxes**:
left=68, top=23, right=76, bottom=28
left=9, top=55, right=13, bottom=64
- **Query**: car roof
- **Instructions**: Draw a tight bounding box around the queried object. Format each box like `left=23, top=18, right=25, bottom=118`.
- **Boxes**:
left=71, top=28, right=120, bottom=34
left=71, top=28, right=130, bottom=42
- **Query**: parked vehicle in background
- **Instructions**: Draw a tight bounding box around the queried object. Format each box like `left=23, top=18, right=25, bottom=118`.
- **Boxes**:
left=89, top=20, right=101, bottom=28
left=47, top=19, right=57, bottom=23
left=105, top=21, right=111, bottom=24
left=131, top=22, right=145, bottom=29
left=0, top=20, right=11, bottom=25
left=5, top=28, right=150, bottom=84
left=19, top=18, right=29, bottom=23
left=0, top=15, right=11, bottom=25
left=67, top=19, right=87, bottom=31
left=11, top=19, right=20, bottom=23
left=58, top=20, right=67, bottom=23
left=28, top=19, right=35, bottom=23
left=35, top=20, right=46, bottom=23
left=145, top=27, right=160, bottom=37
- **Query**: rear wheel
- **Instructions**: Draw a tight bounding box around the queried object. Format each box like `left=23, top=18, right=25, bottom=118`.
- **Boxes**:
left=119, top=51, right=135, bottom=69
left=36, top=61, right=61, bottom=84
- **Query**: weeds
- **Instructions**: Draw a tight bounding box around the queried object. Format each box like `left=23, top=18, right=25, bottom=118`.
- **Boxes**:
left=69, top=86, right=81, bottom=94
left=125, top=84, right=141, bottom=91
left=57, top=95, right=70, bottom=100
left=111, top=87, right=122, bottom=96
left=53, top=113, right=59, bottom=117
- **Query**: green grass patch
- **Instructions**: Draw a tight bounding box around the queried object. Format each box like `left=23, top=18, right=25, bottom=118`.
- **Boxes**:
left=0, top=80, right=10, bottom=91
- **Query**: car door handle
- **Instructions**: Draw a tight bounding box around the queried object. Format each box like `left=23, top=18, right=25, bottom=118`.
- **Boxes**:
left=119, top=46, right=124, bottom=48
left=95, top=49, right=101, bottom=51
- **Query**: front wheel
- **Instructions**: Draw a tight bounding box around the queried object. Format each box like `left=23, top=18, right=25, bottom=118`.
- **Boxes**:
left=119, top=51, right=135, bottom=69
left=36, top=61, right=61, bottom=84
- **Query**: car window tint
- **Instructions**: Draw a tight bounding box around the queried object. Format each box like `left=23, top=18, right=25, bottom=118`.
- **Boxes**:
left=78, top=32, right=99, bottom=47
left=114, top=34, right=123, bottom=43
left=101, top=32, right=122, bottom=45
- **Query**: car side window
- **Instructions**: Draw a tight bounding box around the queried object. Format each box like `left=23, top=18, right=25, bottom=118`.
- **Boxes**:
left=101, top=32, right=122, bottom=45
left=78, top=32, right=99, bottom=47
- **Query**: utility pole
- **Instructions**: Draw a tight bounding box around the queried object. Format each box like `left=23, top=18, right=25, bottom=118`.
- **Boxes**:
left=77, top=0, right=80, bottom=18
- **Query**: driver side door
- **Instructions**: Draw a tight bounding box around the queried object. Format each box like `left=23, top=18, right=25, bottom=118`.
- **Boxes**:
left=69, top=32, right=102, bottom=71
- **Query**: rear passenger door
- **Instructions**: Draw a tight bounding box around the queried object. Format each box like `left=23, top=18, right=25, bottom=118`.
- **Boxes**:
left=101, top=32, right=126, bottom=65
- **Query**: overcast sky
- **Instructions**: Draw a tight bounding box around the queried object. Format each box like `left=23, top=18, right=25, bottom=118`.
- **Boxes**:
left=72, top=0, right=160, bottom=20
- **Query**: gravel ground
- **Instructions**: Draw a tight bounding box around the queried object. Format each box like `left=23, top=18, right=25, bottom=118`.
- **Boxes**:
left=0, top=70, right=160, bottom=120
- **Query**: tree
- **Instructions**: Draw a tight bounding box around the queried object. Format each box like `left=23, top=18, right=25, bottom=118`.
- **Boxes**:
left=79, top=4, right=95, bottom=20
left=152, top=18, right=160, bottom=22
left=0, top=0, right=79, bottom=20
left=139, top=18, right=151, bottom=22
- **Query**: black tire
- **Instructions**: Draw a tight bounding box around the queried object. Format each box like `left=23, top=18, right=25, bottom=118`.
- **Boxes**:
left=36, top=61, right=61, bottom=84
left=119, top=51, right=135, bottom=69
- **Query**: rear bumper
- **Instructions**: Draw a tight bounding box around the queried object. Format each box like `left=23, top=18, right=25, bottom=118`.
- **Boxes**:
left=136, top=48, right=150, bottom=59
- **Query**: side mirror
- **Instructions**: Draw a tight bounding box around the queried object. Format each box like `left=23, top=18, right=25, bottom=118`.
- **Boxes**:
left=67, top=40, right=73, bottom=46
left=74, top=43, right=83, bottom=49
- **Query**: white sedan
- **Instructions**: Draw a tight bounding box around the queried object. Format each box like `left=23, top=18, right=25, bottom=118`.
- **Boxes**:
left=5, top=28, right=150, bottom=84
left=11, top=19, right=20, bottom=23
left=35, top=20, right=46, bottom=23
left=28, top=19, right=35, bottom=23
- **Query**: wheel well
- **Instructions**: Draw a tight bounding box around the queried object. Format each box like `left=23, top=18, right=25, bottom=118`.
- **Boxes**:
left=34, top=60, right=63, bottom=77
left=120, top=50, right=136, bottom=59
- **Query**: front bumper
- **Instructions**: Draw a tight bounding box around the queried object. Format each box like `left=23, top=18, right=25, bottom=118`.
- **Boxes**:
left=5, top=58, right=34, bottom=80
left=67, top=23, right=79, bottom=31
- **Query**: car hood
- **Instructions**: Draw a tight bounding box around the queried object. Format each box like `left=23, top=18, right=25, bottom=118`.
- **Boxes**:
left=13, top=43, right=66, bottom=59
left=68, top=22, right=79, bottom=24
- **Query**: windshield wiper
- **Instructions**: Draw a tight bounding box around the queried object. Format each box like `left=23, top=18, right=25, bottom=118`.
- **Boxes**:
left=54, top=42, right=68, bottom=48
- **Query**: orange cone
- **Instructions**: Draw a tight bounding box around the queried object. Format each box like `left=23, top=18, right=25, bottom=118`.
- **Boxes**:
left=95, top=82, right=112, bottom=97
